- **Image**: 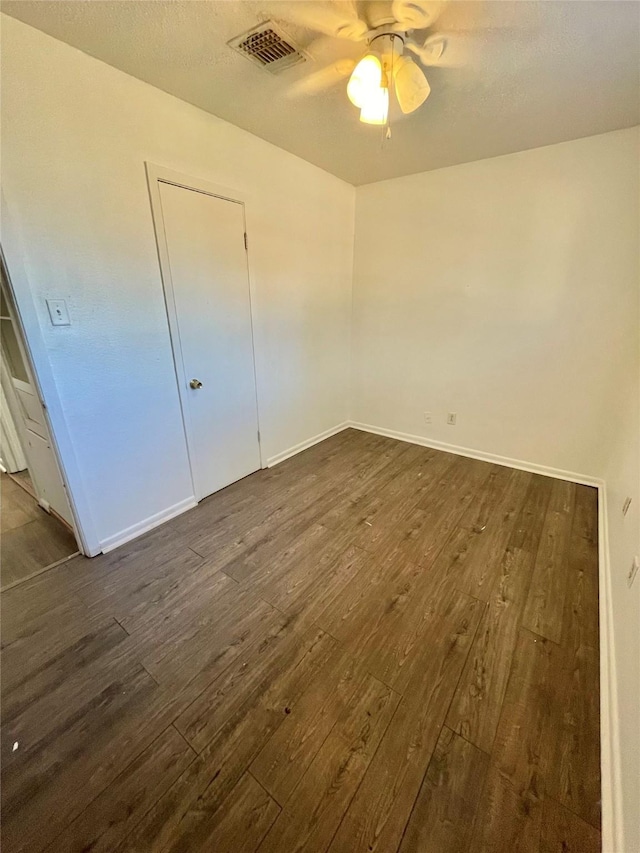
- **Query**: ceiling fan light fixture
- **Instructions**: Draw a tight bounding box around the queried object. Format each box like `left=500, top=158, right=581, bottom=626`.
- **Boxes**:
left=347, top=54, right=383, bottom=108
left=393, top=55, right=431, bottom=114
left=359, top=85, right=389, bottom=125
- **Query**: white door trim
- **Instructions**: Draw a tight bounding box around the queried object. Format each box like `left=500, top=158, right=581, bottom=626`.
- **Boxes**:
left=145, top=163, right=264, bottom=500
left=0, top=193, right=100, bottom=555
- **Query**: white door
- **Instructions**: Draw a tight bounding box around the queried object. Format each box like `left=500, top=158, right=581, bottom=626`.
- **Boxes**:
left=0, top=279, right=75, bottom=526
left=157, top=180, right=261, bottom=501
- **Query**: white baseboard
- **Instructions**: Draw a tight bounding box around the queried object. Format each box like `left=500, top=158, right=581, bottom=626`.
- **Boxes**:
left=99, top=496, right=197, bottom=553
left=598, top=487, right=624, bottom=853
left=349, top=419, right=621, bottom=850
left=349, top=421, right=603, bottom=488
left=266, top=422, right=350, bottom=468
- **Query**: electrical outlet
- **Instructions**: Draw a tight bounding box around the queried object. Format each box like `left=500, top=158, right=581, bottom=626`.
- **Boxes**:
left=447, top=412, right=457, bottom=426
left=628, top=556, right=639, bottom=589
left=424, top=411, right=432, bottom=425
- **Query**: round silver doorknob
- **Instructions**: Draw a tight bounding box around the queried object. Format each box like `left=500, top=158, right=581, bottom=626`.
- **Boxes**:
left=189, top=379, right=203, bottom=389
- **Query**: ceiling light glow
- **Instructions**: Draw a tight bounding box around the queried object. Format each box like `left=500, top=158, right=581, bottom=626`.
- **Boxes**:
left=359, top=85, right=389, bottom=125
left=347, top=54, right=383, bottom=108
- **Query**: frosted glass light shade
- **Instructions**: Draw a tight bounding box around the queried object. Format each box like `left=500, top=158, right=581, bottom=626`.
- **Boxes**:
left=359, top=85, right=389, bottom=125
left=347, top=54, right=383, bottom=108
left=394, top=56, right=431, bottom=114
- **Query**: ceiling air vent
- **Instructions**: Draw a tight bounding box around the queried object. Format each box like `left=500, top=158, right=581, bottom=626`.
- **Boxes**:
left=228, top=23, right=308, bottom=74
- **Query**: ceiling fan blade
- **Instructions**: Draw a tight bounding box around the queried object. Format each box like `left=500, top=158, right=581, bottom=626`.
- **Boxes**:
left=405, top=34, right=447, bottom=66
left=287, top=58, right=356, bottom=98
left=393, top=56, right=430, bottom=114
left=272, top=1, right=368, bottom=41
left=391, top=0, right=445, bottom=31
left=408, top=28, right=531, bottom=73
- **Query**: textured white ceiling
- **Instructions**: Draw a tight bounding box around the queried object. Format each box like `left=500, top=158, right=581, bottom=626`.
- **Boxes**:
left=3, top=0, right=639, bottom=184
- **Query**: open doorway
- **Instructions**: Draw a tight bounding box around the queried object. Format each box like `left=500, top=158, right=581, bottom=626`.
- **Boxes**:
left=0, top=261, right=78, bottom=589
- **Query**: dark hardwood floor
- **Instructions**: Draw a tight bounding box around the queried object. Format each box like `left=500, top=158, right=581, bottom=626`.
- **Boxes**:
left=0, top=428, right=601, bottom=852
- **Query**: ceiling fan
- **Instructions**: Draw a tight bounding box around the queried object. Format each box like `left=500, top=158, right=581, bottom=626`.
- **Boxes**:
left=274, top=1, right=450, bottom=126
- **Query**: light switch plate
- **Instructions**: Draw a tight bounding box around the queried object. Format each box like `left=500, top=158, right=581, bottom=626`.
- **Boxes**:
left=46, top=299, right=70, bottom=326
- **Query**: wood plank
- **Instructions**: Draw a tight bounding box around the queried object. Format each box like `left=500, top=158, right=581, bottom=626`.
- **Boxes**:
left=522, top=479, right=576, bottom=643
left=66, top=521, right=201, bottom=601
left=319, top=445, right=456, bottom=551
left=446, top=475, right=553, bottom=751
left=327, top=592, right=484, bottom=853
left=258, top=671, right=400, bottom=853
left=399, top=726, right=489, bottom=853
left=1, top=512, right=77, bottom=588
left=1, top=566, right=87, bottom=647
left=8, top=469, right=36, bottom=496
left=250, top=537, right=370, bottom=634
left=173, top=615, right=327, bottom=753
left=492, top=628, right=554, bottom=802
left=1, top=619, right=129, bottom=725
left=366, top=455, right=494, bottom=568
left=542, top=484, right=600, bottom=830
left=445, top=465, right=534, bottom=601
left=467, top=766, right=542, bottom=853
left=126, top=629, right=337, bottom=853
left=250, top=645, right=362, bottom=804
left=540, top=796, right=601, bottom=853
left=81, top=546, right=206, bottom=633
left=221, top=442, right=412, bottom=586
left=316, top=546, right=458, bottom=694
left=1, top=663, right=160, bottom=853
left=190, top=772, right=280, bottom=853
left=236, top=522, right=359, bottom=602
left=189, top=434, right=410, bottom=567
left=1, top=604, right=120, bottom=696
left=46, top=726, right=196, bottom=853
left=545, top=640, right=600, bottom=829
left=1, top=473, right=40, bottom=533
left=560, top=484, right=599, bottom=652
left=139, top=584, right=277, bottom=689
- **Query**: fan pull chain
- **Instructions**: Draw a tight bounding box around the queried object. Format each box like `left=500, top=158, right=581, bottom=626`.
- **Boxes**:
left=384, top=35, right=398, bottom=144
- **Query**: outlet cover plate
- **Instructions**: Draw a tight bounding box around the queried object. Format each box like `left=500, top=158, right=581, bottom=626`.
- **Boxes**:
left=46, top=299, right=70, bottom=326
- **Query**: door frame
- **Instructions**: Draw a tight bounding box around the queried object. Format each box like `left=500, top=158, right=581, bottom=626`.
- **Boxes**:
left=0, top=196, right=100, bottom=555
left=145, top=163, right=264, bottom=501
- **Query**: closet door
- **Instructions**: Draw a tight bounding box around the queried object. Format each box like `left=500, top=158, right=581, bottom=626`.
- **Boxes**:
left=158, top=180, right=261, bottom=500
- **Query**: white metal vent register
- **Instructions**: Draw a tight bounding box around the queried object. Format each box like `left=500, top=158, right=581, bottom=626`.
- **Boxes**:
left=228, top=23, right=307, bottom=73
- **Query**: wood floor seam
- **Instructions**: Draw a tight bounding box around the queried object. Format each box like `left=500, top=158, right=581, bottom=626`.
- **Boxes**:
left=170, top=721, right=200, bottom=757
left=544, top=790, right=602, bottom=834
left=246, top=767, right=285, bottom=809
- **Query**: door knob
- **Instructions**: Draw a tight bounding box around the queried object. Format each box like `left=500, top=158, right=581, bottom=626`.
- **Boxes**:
left=189, top=379, right=203, bottom=389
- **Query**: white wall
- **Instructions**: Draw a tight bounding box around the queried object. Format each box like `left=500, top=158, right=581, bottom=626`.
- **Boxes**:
left=352, top=128, right=640, bottom=851
left=0, top=15, right=355, bottom=549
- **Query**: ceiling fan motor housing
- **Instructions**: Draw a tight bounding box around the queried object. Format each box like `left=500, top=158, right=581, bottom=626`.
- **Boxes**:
left=369, top=31, right=405, bottom=80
